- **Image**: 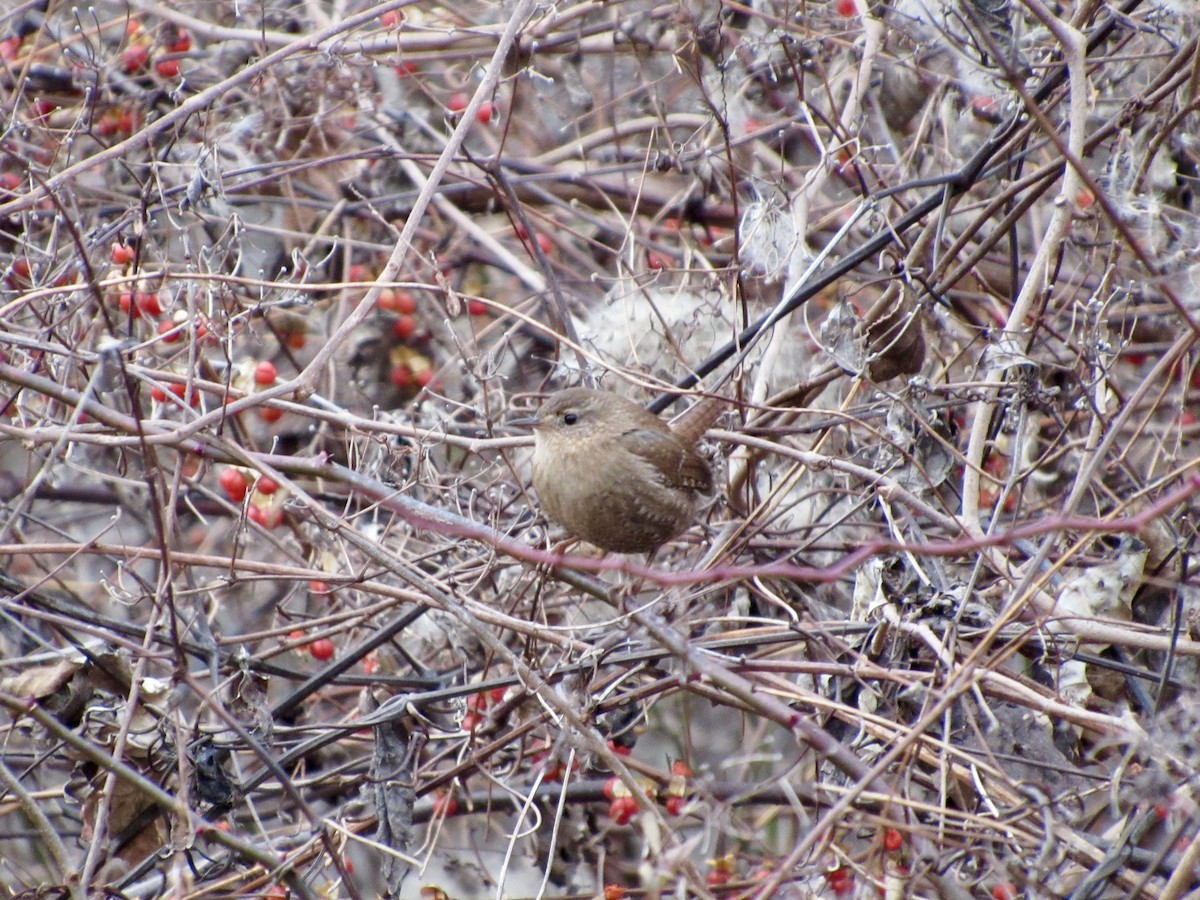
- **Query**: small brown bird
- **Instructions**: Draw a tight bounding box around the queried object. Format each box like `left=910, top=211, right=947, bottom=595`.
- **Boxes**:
left=513, top=387, right=716, bottom=554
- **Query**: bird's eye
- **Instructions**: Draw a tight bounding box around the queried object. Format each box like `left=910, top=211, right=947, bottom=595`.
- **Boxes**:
left=563, top=412, right=578, bottom=425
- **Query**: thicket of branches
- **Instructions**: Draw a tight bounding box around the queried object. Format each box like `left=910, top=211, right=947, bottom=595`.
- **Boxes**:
left=2, top=0, right=1200, bottom=897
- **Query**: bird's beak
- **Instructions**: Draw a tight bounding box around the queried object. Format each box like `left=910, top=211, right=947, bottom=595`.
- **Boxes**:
left=506, top=415, right=538, bottom=429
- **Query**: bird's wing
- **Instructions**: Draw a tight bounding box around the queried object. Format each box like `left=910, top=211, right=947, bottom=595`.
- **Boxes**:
left=621, top=428, right=712, bottom=492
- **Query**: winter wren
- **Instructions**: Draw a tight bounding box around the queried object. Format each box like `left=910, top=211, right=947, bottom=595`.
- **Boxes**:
left=514, top=387, right=716, bottom=554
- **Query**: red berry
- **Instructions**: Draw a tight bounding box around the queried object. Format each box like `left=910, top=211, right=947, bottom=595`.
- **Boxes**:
left=256, top=475, right=280, bottom=495
left=0, top=36, right=21, bottom=63
left=608, top=796, right=637, bottom=825
left=826, top=867, right=854, bottom=895
left=155, top=58, right=180, bottom=78
left=136, top=291, right=162, bottom=316
left=149, top=385, right=167, bottom=402
left=118, top=292, right=139, bottom=318
left=254, top=360, right=277, bottom=385
left=286, top=330, right=307, bottom=350
left=603, top=886, right=627, bottom=900
left=0, top=172, right=20, bottom=193
left=664, top=796, right=684, bottom=816
left=157, top=319, right=182, bottom=343
left=169, top=382, right=197, bottom=405
left=602, top=778, right=621, bottom=801
left=259, top=406, right=283, bottom=423
left=972, top=94, right=1002, bottom=123
left=991, top=884, right=1017, bottom=900
left=219, top=468, right=248, bottom=502
left=388, top=363, right=413, bottom=389
left=413, top=368, right=434, bottom=389
left=96, top=114, right=119, bottom=137
left=883, top=827, right=903, bottom=852
left=122, top=44, right=149, bottom=73
left=447, top=92, right=468, bottom=113
left=706, top=869, right=731, bottom=887
left=380, top=9, right=403, bottom=28
left=394, top=290, right=417, bottom=314
left=247, top=504, right=282, bottom=529
left=308, top=580, right=331, bottom=595
left=836, top=0, right=858, bottom=14
left=670, top=761, right=692, bottom=778
left=111, top=242, right=135, bottom=265
left=646, top=251, right=667, bottom=270
left=430, top=792, right=458, bottom=817
left=466, top=299, right=488, bottom=317
left=392, top=314, right=416, bottom=340
left=309, top=638, right=335, bottom=661
left=377, top=287, right=400, bottom=311
left=395, top=61, right=418, bottom=78
left=475, top=102, right=494, bottom=125
left=166, top=28, right=191, bottom=54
